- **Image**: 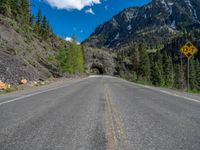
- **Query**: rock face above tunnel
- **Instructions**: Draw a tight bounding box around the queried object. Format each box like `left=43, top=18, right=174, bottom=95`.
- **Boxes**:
left=83, top=47, right=116, bottom=75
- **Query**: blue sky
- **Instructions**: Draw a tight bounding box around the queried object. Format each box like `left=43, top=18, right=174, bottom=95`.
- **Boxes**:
left=31, top=0, right=150, bottom=42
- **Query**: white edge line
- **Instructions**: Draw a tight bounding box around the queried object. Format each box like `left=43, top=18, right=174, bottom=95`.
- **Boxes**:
left=0, top=77, right=89, bottom=106
left=89, top=76, right=200, bottom=103
left=117, top=78, right=200, bottom=103
left=2, top=76, right=198, bottom=106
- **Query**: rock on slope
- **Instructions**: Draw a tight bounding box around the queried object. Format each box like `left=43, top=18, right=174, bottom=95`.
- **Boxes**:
left=84, top=0, right=200, bottom=50
left=0, top=15, right=62, bottom=84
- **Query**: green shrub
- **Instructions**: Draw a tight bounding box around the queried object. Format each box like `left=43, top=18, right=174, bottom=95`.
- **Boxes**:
left=57, top=41, right=85, bottom=74
left=4, top=86, right=17, bottom=93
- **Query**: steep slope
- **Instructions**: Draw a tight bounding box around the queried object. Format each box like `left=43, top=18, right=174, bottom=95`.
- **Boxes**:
left=84, top=0, right=200, bottom=50
left=0, top=14, right=78, bottom=84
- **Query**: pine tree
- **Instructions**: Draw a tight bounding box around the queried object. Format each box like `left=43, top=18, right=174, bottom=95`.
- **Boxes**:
left=162, top=52, right=173, bottom=87
left=174, top=64, right=181, bottom=89
left=35, top=8, right=42, bottom=34
left=10, top=0, right=19, bottom=19
left=30, top=14, right=34, bottom=26
left=131, top=43, right=140, bottom=76
left=138, top=44, right=150, bottom=81
left=174, top=63, right=185, bottom=89
left=0, top=0, right=53, bottom=41
left=154, top=51, right=165, bottom=85
left=46, top=21, right=52, bottom=36
left=57, top=43, right=72, bottom=73
left=195, top=60, right=200, bottom=88
left=150, top=63, right=162, bottom=86
left=21, top=0, right=30, bottom=24
left=189, top=58, right=196, bottom=90
left=0, top=0, right=12, bottom=17
left=42, top=16, right=48, bottom=29
left=41, top=16, right=48, bottom=39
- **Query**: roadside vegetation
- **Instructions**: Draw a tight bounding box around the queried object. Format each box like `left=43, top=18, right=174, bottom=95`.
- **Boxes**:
left=118, top=34, right=200, bottom=93
left=57, top=39, right=85, bottom=74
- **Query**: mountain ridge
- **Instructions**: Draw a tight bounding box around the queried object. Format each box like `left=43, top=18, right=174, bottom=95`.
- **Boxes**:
left=84, top=0, right=200, bottom=50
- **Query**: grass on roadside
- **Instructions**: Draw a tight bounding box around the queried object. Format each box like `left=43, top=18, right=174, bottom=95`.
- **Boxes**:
left=119, top=76, right=200, bottom=95
left=0, top=86, right=17, bottom=94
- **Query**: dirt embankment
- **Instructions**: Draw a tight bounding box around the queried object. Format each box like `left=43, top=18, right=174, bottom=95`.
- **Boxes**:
left=0, top=15, right=65, bottom=85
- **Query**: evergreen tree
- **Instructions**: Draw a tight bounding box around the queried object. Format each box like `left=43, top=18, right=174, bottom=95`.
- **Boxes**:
left=30, top=14, right=34, bottom=26
left=153, top=51, right=165, bottom=86
left=174, top=63, right=185, bottom=89
left=162, top=52, right=173, bottom=87
left=195, top=60, right=200, bottom=88
left=189, top=58, right=196, bottom=90
left=131, top=43, right=140, bottom=76
left=138, top=44, right=150, bottom=81
left=42, top=16, right=48, bottom=29
left=46, top=21, right=52, bottom=36
left=0, top=0, right=12, bottom=17
left=35, top=8, right=42, bottom=34
left=57, top=43, right=72, bottom=73
left=41, top=16, right=48, bottom=39
left=21, top=0, right=30, bottom=23
left=150, top=63, right=162, bottom=86
left=10, top=0, right=19, bottom=19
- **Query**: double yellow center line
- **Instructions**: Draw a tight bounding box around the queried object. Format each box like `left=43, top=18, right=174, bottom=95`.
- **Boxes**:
left=104, top=84, right=129, bottom=150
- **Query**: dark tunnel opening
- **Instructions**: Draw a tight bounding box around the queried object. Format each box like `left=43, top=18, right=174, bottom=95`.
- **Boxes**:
left=90, top=66, right=105, bottom=75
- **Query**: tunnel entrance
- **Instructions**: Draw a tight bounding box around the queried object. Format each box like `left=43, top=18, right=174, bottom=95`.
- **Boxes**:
left=90, top=66, right=104, bottom=75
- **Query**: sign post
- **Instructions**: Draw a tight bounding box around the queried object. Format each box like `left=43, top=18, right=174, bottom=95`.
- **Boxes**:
left=180, top=42, right=198, bottom=92
left=187, top=58, right=190, bottom=93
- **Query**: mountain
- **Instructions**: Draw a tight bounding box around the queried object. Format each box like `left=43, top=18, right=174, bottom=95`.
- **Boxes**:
left=83, top=0, right=200, bottom=91
left=84, top=0, right=200, bottom=50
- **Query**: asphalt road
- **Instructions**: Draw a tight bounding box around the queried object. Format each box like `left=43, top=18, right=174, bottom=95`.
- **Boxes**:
left=0, top=76, right=200, bottom=150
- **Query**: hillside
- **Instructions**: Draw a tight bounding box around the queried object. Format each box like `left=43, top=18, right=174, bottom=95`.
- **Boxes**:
left=0, top=14, right=60, bottom=83
left=0, top=0, right=85, bottom=84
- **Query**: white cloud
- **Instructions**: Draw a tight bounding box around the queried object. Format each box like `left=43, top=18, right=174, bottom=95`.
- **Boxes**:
left=65, top=37, right=80, bottom=45
left=44, top=0, right=101, bottom=10
left=85, top=8, right=95, bottom=15
left=65, top=37, right=73, bottom=42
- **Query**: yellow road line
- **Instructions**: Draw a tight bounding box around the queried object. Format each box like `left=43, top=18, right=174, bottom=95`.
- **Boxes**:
left=104, top=84, right=129, bottom=150
left=104, top=84, right=118, bottom=150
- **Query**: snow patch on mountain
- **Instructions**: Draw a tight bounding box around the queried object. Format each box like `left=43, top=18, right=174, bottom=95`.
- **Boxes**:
left=114, top=33, right=119, bottom=40
left=127, top=25, right=132, bottom=31
left=184, top=0, right=200, bottom=23
left=167, top=2, right=174, bottom=16
left=125, top=10, right=138, bottom=22
left=171, top=20, right=176, bottom=29
left=159, top=0, right=176, bottom=17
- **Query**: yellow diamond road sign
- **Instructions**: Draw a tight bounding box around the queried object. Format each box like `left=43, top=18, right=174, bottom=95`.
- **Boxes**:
left=181, top=42, right=198, bottom=58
